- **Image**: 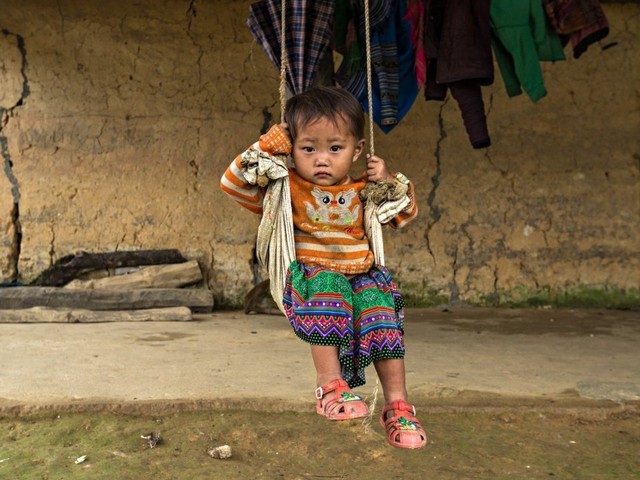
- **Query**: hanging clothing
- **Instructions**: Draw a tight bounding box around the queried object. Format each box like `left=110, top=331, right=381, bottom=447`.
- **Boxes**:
left=334, top=0, right=419, bottom=133
left=543, top=0, right=610, bottom=59
left=405, top=0, right=427, bottom=87
left=490, top=0, right=566, bottom=102
left=422, top=0, right=494, bottom=149
left=247, top=0, right=335, bottom=94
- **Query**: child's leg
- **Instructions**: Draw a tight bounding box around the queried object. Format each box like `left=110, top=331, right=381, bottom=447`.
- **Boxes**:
left=283, top=262, right=368, bottom=419
left=311, top=344, right=370, bottom=419
left=310, top=344, right=342, bottom=387
left=373, top=358, right=408, bottom=404
left=375, top=357, right=427, bottom=449
left=284, top=263, right=361, bottom=387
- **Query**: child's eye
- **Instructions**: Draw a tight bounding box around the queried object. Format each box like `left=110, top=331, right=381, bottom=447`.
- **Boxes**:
left=302, top=146, right=314, bottom=153
left=330, top=145, right=342, bottom=152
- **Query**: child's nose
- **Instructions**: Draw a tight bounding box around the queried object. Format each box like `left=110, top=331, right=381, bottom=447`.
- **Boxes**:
left=315, top=152, right=330, bottom=165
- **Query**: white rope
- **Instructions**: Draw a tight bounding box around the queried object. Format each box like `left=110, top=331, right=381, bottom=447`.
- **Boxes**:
left=363, top=0, right=375, bottom=156
left=361, top=376, right=380, bottom=434
left=279, top=0, right=288, bottom=122
left=362, top=0, right=384, bottom=267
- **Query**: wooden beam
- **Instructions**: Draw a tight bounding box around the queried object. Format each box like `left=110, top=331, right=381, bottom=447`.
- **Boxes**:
left=0, top=306, right=193, bottom=323
left=0, top=287, right=214, bottom=312
left=31, top=249, right=188, bottom=286
left=64, top=260, right=202, bottom=290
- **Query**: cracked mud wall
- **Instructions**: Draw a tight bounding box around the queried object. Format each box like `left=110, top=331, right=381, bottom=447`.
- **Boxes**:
left=0, top=28, right=27, bottom=282
left=0, top=1, right=638, bottom=307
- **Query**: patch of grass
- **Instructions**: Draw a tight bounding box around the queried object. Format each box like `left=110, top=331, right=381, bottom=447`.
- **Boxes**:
left=490, top=285, right=640, bottom=309
left=1, top=408, right=639, bottom=479
left=399, top=282, right=449, bottom=307
left=398, top=281, right=639, bottom=310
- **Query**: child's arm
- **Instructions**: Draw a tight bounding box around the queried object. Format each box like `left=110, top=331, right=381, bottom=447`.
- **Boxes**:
left=220, top=151, right=265, bottom=214
left=220, top=125, right=293, bottom=214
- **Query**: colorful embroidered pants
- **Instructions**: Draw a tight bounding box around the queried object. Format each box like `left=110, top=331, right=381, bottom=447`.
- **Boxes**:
left=283, top=261, right=405, bottom=388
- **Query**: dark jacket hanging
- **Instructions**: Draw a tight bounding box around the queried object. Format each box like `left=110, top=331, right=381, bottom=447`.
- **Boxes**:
left=423, top=0, right=494, bottom=149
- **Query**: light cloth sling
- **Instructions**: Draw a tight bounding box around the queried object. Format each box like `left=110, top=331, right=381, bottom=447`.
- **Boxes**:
left=240, top=149, right=294, bottom=315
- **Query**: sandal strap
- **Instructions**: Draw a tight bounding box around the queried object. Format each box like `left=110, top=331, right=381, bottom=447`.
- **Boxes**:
left=316, top=378, right=369, bottom=420
left=315, top=378, right=348, bottom=400
left=383, top=400, right=417, bottom=418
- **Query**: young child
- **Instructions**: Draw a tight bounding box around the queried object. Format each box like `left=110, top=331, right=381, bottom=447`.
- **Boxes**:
left=220, top=86, right=426, bottom=449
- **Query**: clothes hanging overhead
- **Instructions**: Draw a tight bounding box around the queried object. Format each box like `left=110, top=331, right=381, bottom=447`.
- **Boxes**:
left=246, top=0, right=613, bottom=148
left=490, top=0, right=566, bottom=103
left=247, top=0, right=335, bottom=95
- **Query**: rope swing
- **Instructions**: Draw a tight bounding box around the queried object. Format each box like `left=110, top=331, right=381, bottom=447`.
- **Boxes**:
left=273, top=0, right=387, bottom=431
left=243, top=0, right=415, bottom=432
left=363, top=0, right=376, bottom=156
left=278, top=0, right=288, bottom=123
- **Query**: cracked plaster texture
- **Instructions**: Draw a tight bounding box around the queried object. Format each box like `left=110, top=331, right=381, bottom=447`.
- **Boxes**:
left=0, top=1, right=638, bottom=307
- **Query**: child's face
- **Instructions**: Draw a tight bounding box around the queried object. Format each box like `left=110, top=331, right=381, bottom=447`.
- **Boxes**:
left=291, top=116, right=365, bottom=186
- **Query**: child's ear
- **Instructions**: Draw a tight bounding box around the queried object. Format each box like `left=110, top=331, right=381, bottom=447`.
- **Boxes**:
left=353, top=139, right=366, bottom=162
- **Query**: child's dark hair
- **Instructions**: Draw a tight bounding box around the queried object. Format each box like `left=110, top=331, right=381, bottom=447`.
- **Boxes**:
left=285, top=86, right=365, bottom=141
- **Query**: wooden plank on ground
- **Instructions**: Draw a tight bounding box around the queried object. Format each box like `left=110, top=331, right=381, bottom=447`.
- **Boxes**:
left=32, top=249, right=188, bottom=286
left=0, top=287, right=214, bottom=312
left=64, top=260, right=202, bottom=290
left=0, top=306, right=193, bottom=323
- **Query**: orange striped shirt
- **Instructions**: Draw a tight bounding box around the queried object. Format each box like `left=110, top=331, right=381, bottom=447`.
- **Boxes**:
left=220, top=126, right=418, bottom=274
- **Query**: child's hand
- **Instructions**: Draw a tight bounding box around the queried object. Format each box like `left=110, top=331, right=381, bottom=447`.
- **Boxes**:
left=278, top=122, right=291, bottom=141
left=366, top=154, right=394, bottom=183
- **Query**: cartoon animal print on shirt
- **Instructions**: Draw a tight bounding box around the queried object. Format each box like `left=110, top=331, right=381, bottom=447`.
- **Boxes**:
left=305, top=187, right=360, bottom=226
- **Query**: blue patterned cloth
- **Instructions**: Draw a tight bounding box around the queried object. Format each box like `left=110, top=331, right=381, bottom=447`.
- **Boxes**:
left=334, top=0, right=419, bottom=133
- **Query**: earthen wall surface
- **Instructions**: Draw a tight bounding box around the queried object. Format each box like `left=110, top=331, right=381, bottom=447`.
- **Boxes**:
left=1, top=1, right=638, bottom=307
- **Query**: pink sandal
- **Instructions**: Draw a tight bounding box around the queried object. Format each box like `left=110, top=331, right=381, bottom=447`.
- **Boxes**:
left=315, top=379, right=370, bottom=420
left=380, top=400, right=427, bottom=449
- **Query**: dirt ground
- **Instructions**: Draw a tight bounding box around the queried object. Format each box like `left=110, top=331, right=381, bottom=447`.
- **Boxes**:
left=2, top=399, right=639, bottom=480
left=2, top=307, right=638, bottom=478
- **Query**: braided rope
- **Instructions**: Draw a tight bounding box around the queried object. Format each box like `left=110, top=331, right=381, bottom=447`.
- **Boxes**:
left=363, top=0, right=375, bottom=155
left=279, top=0, right=288, bottom=122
